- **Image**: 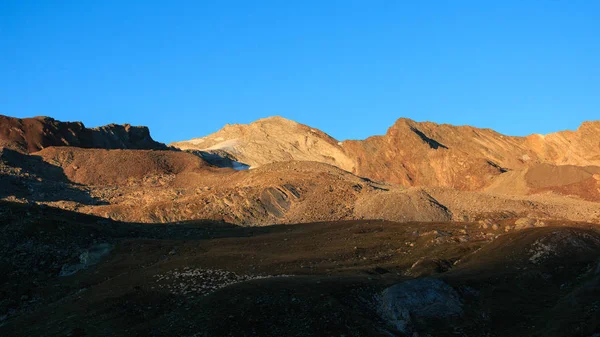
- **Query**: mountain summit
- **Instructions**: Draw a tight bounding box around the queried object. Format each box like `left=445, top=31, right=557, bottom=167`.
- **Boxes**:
left=170, top=116, right=355, bottom=171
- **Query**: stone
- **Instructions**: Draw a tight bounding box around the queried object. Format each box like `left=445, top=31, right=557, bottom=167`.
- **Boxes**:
left=514, top=218, right=537, bottom=230
left=478, top=219, right=493, bottom=229
left=378, top=278, right=463, bottom=335
left=60, top=243, right=113, bottom=277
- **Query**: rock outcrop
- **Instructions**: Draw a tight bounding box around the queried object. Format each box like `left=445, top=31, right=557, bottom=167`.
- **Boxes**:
left=378, top=278, right=463, bottom=335
left=0, top=115, right=167, bottom=153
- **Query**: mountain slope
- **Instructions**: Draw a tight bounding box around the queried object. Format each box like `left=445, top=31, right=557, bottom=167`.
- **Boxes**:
left=2, top=201, right=599, bottom=337
left=170, top=116, right=355, bottom=171
left=1, top=147, right=453, bottom=225
left=3, top=146, right=600, bottom=225
left=343, top=118, right=600, bottom=190
left=0, top=115, right=167, bottom=152
left=484, top=163, right=600, bottom=201
left=172, top=117, right=600, bottom=192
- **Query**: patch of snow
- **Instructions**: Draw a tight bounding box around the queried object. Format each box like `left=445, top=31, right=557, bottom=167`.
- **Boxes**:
left=231, top=161, right=250, bottom=171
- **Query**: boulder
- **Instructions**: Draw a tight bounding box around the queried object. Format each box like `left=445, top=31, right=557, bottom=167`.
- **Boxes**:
left=60, top=243, right=113, bottom=277
left=514, top=218, right=537, bottom=230
left=378, top=278, right=463, bottom=335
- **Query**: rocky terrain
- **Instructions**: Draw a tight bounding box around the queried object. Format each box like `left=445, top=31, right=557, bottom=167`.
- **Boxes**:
left=1, top=201, right=599, bottom=336
left=343, top=118, right=600, bottom=190
left=1, top=114, right=599, bottom=336
left=171, top=116, right=355, bottom=171
left=2, top=145, right=600, bottom=227
left=0, top=115, right=167, bottom=153
left=173, top=116, right=600, bottom=195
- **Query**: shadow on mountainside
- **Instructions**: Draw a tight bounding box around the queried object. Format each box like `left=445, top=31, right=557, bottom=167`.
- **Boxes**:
left=410, top=126, right=449, bottom=150
left=0, top=148, right=107, bottom=205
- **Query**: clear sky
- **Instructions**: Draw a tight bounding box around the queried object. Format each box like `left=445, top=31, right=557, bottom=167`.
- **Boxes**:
left=1, top=1, right=599, bottom=143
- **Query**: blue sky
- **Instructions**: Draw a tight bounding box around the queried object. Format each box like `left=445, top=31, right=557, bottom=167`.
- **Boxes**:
left=1, top=1, right=599, bottom=143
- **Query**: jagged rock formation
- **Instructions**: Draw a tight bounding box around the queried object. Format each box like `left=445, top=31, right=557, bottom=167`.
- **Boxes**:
left=0, top=115, right=167, bottom=152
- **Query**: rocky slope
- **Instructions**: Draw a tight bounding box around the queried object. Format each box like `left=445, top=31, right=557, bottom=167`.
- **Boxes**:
left=2, top=201, right=599, bottom=336
left=0, top=115, right=167, bottom=153
left=1, top=115, right=599, bottom=336
left=0, top=115, right=600, bottom=337
left=2, top=146, right=600, bottom=226
left=170, top=116, right=355, bottom=171
left=173, top=117, right=600, bottom=193
left=1, top=114, right=600, bottom=225
left=0, top=147, right=452, bottom=225
left=344, top=118, right=600, bottom=190
left=484, top=163, right=600, bottom=202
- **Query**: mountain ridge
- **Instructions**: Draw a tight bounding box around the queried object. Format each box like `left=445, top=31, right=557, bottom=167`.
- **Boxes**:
left=2, top=113, right=599, bottom=202
left=172, top=115, right=600, bottom=191
left=0, top=114, right=167, bottom=153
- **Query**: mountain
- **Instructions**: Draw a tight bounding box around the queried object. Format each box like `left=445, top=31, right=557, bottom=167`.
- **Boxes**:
left=172, top=117, right=600, bottom=198
left=3, top=144, right=599, bottom=226
left=1, top=114, right=600, bottom=336
left=1, top=114, right=599, bottom=225
left=0, top=146, right=452, bottom=225
left=0, top=115, right=167, bottom=152
left=170, top=116, right=355, bottom=171
left=343, top=118, right=600, bottom=189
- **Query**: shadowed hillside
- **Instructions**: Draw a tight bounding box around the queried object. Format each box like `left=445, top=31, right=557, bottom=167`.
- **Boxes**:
left=1, top=201, right=598, bottom=336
